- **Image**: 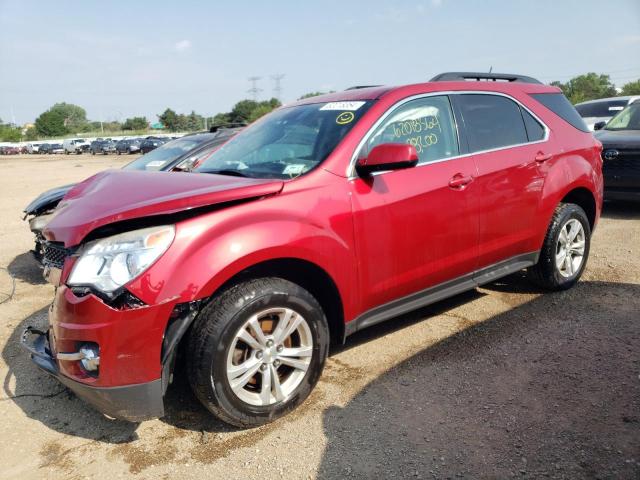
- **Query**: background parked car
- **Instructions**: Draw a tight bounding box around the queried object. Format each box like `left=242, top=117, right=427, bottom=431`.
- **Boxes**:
left=115, top=138, right=142, bottom=154
left=594, top=101, right=640, bottom=201
left=27, top=143, right=42, bottom=153
left=90, top=139, right=116, bottom=155
left=49, top=143, right=64, bottom=154
left=1, top=145, right=21, bottom=155
left=140, top=137, right=168, bottom=153
left=63, top=138, right=90, bottom=154
left=575, top=96, right=640, bottom=131
left=38, top=144, right=51, bottom=154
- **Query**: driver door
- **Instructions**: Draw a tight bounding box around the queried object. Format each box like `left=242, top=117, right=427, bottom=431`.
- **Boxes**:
left=349, top=95, right=479, bottom=314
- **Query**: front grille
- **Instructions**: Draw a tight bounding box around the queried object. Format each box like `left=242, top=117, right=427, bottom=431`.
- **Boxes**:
left=602, top=149, right=640, bottom=175
left=43, top=242, right=69, bottom=269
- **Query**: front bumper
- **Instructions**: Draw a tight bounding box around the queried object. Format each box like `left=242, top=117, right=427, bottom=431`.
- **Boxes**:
left=18, top=284, right=190, bottom=421
left=21, top=327, right=164, bottom=421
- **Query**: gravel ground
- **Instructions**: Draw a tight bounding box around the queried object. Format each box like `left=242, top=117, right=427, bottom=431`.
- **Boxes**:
left=0, top=154, right=638, bottom=479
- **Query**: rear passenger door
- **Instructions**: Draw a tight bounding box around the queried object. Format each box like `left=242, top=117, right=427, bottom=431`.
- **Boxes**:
left=452, top=93, right=550, bottom=268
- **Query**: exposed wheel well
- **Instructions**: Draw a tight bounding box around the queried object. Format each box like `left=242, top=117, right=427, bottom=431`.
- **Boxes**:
left=561, top=187, right=596, bottom=230
left=216, top=258, right=345, bottom=344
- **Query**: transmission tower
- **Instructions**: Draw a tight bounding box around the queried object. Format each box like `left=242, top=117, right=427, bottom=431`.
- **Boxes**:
left=247, top=76, right=263, bottom=101
left=271, top=74, right=285, bottom=101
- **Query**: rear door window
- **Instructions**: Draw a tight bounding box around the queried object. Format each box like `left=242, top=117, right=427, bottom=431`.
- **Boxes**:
left=455, top=94, right=528, bottom=152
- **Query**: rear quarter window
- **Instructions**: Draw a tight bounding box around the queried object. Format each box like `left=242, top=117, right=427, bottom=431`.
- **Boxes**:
left=521, top=109, right=545, bottom=142
left=531, top=93, right=590, bottom=132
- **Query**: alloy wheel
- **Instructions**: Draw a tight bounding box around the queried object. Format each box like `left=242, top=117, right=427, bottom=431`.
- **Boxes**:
left=225, top=307, right=313, bottom=406
left=555, top=218, right=585, bottom=278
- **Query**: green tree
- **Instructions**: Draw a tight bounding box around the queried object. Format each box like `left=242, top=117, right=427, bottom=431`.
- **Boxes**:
left=0, top=120, right=22, bottom=142
left=186, top=111, right=204, bottom=131
left=229, top=100, right=259, bottom=123
left=551, top=73, right=617, bottom=104
left=34, top=102, right=88, bottom=136
left=297, top=91, right=334, bottom=100
left=158, top=108, right=180, bottom=131
left=207, top=112, right=231, bottom=128
left=620, top=79, right=640, bottom=96
left=24, top=127, right=39, bottom=141
left=103, top=121, right=122, bottom=132
left=122, top=116, right=149, bottom=130
left=35, top=109, right=67, bottom=136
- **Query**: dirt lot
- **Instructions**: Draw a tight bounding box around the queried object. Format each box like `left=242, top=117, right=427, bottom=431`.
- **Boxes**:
left=0, top=153, right=638, bottom=479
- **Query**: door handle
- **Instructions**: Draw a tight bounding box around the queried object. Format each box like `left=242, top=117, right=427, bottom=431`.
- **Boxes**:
left=448, top=174, right=473, bottom=189
left=535, top=152, right=553, bottom=163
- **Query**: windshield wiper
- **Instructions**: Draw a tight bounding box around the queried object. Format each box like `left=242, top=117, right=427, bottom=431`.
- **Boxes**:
left=204, top=169, right=251, bottom=178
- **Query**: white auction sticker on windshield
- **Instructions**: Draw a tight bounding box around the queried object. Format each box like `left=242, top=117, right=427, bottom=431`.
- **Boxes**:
left=145, top=161, right=166, bottom=169
left=282, top=164, right=306, bottom=175
left=320, top=101, right=366, bottom=111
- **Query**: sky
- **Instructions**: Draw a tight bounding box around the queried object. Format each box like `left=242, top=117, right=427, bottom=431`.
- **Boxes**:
left=1, top=0, right=639, bottom=125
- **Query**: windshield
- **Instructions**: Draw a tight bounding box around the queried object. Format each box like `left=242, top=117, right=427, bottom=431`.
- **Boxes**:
left=575, top=99, right=628, bottom=118
left=605, top=103, right=640, bottom=131
left=123, top=136, right=206, bottom=171
left=195, top=101, right=373, bottom=179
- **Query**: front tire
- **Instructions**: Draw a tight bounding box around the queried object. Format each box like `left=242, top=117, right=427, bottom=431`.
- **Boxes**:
left=187, top=277, right=329, bottom=428
left=528, top=203, right=591, bottom=290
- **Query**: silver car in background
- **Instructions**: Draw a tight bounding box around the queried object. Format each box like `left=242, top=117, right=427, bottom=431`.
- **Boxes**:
left=575, top=96, right=640, bottom=131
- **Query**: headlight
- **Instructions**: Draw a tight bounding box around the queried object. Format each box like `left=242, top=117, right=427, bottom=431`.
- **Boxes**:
left=68, top=225, right=175, bottom=293
left=29, top=213, right=54, bottom=232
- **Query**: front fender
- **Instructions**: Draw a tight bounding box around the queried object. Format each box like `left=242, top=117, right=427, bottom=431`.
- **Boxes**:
left=127, top=185, right=358, bottom=321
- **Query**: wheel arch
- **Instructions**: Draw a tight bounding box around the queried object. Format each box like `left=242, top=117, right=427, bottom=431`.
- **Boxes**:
left=560, top=186, right=597, bottom=231
left=212, top=258, right=346, bottom=345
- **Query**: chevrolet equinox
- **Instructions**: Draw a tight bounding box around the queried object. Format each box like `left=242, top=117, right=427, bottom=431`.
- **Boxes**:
left=23, top=72, right=603, bottom=427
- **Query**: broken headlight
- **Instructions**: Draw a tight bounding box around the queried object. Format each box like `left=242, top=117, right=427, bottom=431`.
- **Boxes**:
left=68, top=225, right=175, bottom=294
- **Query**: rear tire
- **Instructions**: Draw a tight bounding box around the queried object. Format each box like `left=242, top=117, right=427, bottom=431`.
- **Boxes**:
left=187, top=277, right=329, bottom=428
left=528, top=203, right=591, bottom=291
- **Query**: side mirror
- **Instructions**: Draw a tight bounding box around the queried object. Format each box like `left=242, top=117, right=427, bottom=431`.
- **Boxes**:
left=356, top=143, right=419, bottom=176
left=593, top=121, right=606, bottom=131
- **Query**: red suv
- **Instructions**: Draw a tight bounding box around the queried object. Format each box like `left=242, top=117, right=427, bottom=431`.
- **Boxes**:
left=23, top=72, right=603, bottom=427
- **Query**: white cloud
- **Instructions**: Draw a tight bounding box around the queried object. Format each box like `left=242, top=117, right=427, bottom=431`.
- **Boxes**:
left=174, top=39, right=192, bottom=52
left=431, top=0, right=443, bottom=6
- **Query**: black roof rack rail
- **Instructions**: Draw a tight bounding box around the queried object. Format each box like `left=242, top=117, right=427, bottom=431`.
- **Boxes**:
left=209, top=122, right=247, bottom=133
left=429, top=72, right=542, bottom=85
left=345, top=85, right=382, bottom=90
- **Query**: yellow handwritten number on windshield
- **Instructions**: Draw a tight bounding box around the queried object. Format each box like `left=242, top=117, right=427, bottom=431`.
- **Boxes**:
left=336, top=112, right=355, bottom=125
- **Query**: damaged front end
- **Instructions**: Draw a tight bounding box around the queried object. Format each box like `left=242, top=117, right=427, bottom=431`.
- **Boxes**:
left=21, top=253, right=203, bottom=421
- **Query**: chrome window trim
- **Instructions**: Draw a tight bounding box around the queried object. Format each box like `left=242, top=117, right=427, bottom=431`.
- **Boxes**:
left=347, top=90, right=551, bottom=179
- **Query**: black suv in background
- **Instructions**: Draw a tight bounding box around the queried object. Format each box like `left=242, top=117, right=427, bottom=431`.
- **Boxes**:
left=140, top=137, right=168, bottom=153
left=39, top=144, right=52, bottom=154
left=115, top=138, right=142, bottom=154
left=595, top=102, right=640, bottom=201
left=90, top=139, right=116, bottom=155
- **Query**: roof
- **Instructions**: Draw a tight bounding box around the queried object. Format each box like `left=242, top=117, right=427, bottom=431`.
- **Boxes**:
left=292, top=80, right=558, bottom=107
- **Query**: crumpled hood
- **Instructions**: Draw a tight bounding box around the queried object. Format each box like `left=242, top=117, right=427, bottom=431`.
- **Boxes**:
left=43, top=169, right=284, bottom=247
left=23, top=183, right=76, bottom=216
